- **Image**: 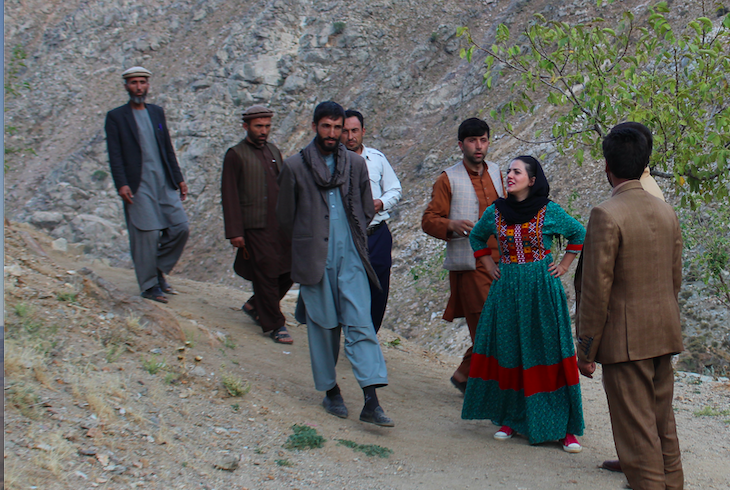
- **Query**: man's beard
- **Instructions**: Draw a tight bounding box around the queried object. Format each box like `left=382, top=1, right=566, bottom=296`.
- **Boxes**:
left=464, top=152, right=485, bottom=166
left=130, top=94, right=146, bottom=104
left=316, top=133, right=338, bottom=153
left=128, top=91, right=147, bottom=104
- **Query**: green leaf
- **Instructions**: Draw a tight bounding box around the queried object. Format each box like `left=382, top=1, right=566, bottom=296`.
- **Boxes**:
left=456, top=26, right=468, bottom=37
left=697, top=17, right=713, bottom=31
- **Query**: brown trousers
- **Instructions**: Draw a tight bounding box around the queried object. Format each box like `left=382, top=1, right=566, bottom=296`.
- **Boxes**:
left=456, top=311, right=482, bottom=379
left=603, top=354, right=684, bottom=490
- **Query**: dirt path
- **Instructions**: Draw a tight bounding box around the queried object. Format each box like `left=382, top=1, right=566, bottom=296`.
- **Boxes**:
left=5, top=226, right=730, bottom=489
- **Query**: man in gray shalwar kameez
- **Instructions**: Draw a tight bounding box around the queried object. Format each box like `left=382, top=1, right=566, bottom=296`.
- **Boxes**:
left=105, top=67, right=189, bottom=303
left=277, top=101, right=394, bottom=427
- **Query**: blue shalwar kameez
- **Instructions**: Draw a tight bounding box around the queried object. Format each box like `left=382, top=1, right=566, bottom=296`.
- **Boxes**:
left=299, top=155, right=388, bottom=391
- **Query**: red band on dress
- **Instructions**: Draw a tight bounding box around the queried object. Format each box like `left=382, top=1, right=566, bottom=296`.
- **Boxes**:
left=566, top=244, right=583, bottom=252
left=469, top=354, right=580, bottom=397
left=473, top=248, right=491, bottom=258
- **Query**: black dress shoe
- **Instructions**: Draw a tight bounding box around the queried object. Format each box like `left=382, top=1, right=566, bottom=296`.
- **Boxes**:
left=359, top=406, right=394, bottom=427
left=322, top=394, right=348, bottom=418
left=601, top=460, right=623, bottom=472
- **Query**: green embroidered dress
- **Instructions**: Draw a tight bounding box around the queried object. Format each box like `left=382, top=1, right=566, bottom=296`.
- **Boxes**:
left=462, top=201, right=585, bottom=444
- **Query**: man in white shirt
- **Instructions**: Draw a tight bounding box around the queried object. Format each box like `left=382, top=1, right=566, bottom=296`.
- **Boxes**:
left=342, top=110, right=402, bottom=333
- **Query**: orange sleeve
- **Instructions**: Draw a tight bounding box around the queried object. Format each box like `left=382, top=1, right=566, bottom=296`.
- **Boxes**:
left=422, top=172, right=453, bottom=241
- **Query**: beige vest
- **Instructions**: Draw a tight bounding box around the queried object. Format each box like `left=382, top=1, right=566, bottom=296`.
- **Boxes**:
left=442, top=161, right=503, bottom=271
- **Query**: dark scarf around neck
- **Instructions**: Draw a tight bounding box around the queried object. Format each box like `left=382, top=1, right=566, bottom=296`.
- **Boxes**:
left=300, top=139, right=349, bottom=189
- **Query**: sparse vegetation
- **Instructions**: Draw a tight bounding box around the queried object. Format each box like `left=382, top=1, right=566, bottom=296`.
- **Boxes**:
left=284, top=424, right=325, bottom=450
left=694, top=405, right=730, bottom=417
left=141, top=354, right=166, bottom=374
left=275, top=458, right=294, bottom=466
left=105, top=342, right=124, bottom=363
left=223, top=335, right=236, bottom=349
left=14, top=302, right=30, bottom=317
left=5, top=381, right=42, bottom=419
left=91, top=169, right=109, bottom=181
left=56, top=291, right=77, bottom=303
left=337, top=439, right=393, bottom=458
left=333, top=21, right=346, bottom=35
left=386, top=337, right=402, bottom=348
left=221, top=372, right=250, bottom=397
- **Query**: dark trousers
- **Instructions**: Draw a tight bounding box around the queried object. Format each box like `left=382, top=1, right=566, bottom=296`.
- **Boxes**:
left=246, top=271, right=293, bottom=333
left=603, top=354, right=684, bottom=490
left=367, top=222, right=393, bottom=333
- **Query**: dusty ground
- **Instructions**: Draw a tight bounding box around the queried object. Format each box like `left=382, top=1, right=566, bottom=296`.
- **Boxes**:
left=4, top=222, right=730, bottom=490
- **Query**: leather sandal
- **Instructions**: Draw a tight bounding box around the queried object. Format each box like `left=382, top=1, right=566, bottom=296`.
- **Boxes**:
left=270, top=326, right=293, bottom=344
left=141, top=285, right=168, bottom=304
left=242, top=303, right=261, bottom=325
left=157, top=270, right=177, bottom=295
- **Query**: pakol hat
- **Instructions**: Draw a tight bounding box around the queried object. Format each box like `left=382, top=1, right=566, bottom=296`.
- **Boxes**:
left=122, top=66, right=152, bottom=79
left=242, top=105, right=274, bottom=122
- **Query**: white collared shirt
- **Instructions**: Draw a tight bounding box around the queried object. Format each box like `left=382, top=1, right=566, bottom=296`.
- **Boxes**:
left=362, top=145, right=402, bottom=228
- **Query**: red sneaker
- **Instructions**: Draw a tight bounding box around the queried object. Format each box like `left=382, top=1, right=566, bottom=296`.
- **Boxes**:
left=561, top=434, right=582, bottom=453
left=494, top=426, right=516, bottom=440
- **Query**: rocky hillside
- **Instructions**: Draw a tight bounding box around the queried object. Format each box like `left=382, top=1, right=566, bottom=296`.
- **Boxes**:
left=4, top=0, right=729, bottom=373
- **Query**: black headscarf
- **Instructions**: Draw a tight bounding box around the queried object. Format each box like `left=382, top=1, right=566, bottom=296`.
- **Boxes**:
left=494, top=155, right=551, bottom=224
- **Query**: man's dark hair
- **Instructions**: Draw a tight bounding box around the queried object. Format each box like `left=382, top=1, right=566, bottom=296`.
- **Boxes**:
left=345, top=109, right=364, bottom=129
left=458, top=118, right=490, bottom=142
left=313, top=101, right=345, bottom=125
left=611, top=122, right=653, bottom=167
left=602, top=127, right=648, bottom=180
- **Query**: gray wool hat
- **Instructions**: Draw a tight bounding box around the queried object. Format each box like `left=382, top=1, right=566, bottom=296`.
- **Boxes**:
left=122, top=66, right=152, bottom=79
left=242, top=105, right=274, bottom=122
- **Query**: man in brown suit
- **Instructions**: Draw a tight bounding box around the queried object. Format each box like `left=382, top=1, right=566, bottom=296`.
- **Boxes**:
left=576, top=126, right=684, bottom=490
left=221, top=105, right=293, bottom=344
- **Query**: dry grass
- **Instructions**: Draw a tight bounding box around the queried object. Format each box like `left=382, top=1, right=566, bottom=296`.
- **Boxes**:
left=125, top=312, right=144, bottom=333
left=4, top=453, right=32, bottom=489
left=3, top=338, right=42, bottom=378
left=31, top=431, right=76, bottom=479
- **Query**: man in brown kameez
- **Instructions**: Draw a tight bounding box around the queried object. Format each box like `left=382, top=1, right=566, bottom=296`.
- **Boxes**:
left=422, top=118, right=504, bottom=393
left=221, top=105, right=294, bottom=343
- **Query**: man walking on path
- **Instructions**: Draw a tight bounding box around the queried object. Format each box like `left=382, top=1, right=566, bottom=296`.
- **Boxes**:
left=341, top=109, right=402, bottom=333
left=576, top=126, right=684, bottom=490
left=277, top=101, right=394, bottom=427
left=105, top=66, right=189, bottom=304
left=422, top=118, right=504, bottom=394
left=221, top=105, right=293, bottom=344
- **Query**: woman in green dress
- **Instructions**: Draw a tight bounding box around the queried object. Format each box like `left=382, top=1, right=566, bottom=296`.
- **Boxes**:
left=462, top=156, right=585, bottom=453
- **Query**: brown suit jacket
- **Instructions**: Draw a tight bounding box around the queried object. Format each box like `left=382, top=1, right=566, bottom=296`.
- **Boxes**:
left=221, top=139, right=284, bottom=236
left=276, top=141, right=376, bottom=287
left=575, top=180, right=683, bottom=364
